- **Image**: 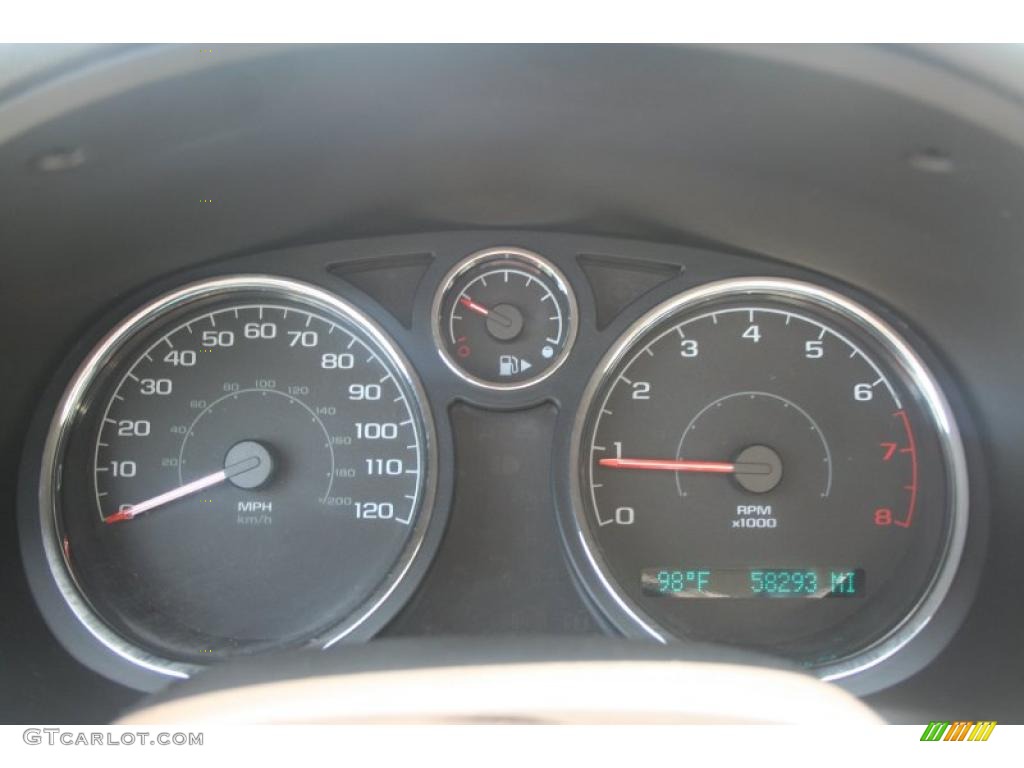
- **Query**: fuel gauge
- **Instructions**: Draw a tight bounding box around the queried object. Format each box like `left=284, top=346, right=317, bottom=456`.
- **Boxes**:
left=432, top=247, right=578, bottom=390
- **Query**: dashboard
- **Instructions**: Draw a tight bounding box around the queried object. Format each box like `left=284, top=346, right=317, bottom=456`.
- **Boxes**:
left=1, top=44, right=1023, bottom=724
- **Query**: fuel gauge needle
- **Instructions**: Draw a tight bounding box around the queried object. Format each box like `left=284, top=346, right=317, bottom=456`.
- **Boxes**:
left=104, top=455, right=261, bottom=524
left=458, top=296, right=514, bottom=328
left=458, top=296, right=490, bottom=316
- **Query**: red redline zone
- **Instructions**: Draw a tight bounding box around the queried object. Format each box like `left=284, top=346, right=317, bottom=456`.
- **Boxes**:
left=892, top=409, right=918, bottom=528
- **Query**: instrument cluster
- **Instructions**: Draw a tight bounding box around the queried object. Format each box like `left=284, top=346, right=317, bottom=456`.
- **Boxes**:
left=16, top=232, right=981, bottom=694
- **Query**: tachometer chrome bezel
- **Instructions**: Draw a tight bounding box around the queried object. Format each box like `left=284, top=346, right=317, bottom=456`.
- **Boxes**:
left=564, top=276, right=970, bottom=684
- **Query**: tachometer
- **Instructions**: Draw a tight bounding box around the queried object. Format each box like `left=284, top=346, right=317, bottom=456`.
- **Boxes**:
left=568, top=278, right=968, bottom=679
left=35, top=275, right=437, bottom=679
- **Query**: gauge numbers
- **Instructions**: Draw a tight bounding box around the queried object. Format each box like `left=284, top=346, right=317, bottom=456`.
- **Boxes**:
left=94, top=304, right=422, bottom=527
left=572, top=278, right=967, bottom=678
left=46, top=276, right=437, bottom=675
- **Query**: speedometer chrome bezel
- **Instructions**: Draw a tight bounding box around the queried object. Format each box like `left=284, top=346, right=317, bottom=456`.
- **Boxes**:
left=35, top=274, right=439, bottom=684
left=564, top=276, right=969, bottom=684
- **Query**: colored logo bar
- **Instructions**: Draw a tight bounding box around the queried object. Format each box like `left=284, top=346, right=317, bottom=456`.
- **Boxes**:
left=920, top=721, right=997, bottom=741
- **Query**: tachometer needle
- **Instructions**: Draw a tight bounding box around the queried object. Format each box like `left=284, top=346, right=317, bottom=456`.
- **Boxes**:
left=104, top=455, right=261, bottom=524
left=598, top=457, right=770, bottom=475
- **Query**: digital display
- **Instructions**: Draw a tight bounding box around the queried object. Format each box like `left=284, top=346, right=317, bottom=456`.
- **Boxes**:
left=640, top=568, right=865, bottom=599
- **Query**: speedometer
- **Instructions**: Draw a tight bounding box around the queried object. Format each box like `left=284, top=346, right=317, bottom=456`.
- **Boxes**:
left=34, top=275, right=437, bottom=680
left=567, top=278, right=968, bottom=679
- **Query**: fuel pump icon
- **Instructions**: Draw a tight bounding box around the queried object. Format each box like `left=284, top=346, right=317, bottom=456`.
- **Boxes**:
left=499, top=355, right=532, bottom=377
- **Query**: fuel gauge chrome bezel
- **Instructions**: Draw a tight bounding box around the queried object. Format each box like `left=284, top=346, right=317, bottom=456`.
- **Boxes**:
left=430, top=247, right=579, bottom=391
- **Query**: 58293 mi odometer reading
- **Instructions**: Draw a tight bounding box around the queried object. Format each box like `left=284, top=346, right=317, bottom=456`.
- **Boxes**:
left=41, top=276, right=437, bottom=675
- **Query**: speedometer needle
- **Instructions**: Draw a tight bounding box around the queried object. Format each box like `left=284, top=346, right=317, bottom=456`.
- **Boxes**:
left=598, top=457, right=770, bottom=475
left=104, top=455, right=261, bottom=524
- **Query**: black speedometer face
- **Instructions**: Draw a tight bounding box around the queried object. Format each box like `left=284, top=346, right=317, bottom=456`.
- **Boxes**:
left=46, top=276, right=436, bottom=671
left=573, top=279, right=967, bottom=674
